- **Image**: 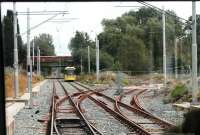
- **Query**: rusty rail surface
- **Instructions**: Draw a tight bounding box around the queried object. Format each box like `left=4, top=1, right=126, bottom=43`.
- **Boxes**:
left=118, top=88, right=175, bottom=128
left=48, top=80, right=103, bottom=135
left=72, top=82, right=176, bottom=134
left=69, top=82, right=151, bottom=135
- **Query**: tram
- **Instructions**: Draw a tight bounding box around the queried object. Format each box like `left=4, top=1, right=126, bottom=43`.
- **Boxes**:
left=64, top=66, right=76, bottom=81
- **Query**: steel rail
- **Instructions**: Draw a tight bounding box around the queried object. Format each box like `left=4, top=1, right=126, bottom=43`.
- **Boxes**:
left=118, top=87, right=175, bottom=128
left=70, top=82, right=151, bottom=135
left=57, top=80, right=102, bottom=135
left=50, top=81, right=56, bottom=135
left=101, top=88, right=175, bottom=129
left=130, top=89, right=176, bottom=128
left=95, top=90, right=174, bottom=129
left=74, top=82, right=175, bottom=129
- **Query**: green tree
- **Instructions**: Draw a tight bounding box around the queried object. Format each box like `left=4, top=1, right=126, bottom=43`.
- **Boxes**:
left=2, top=10, right=26, bottom=67
left=99, top=7, right=185, bottom=73
left=69, top=31, right=94, bottom=73
left=69, top=7, right=187, bottom=74
left=68, top=31, right=114, bottom=73
left=184, top=15, right=200, bottom=73
left=33, top=33, right=55, bottom=56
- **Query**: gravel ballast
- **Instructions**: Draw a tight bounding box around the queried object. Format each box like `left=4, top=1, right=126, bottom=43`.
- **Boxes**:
left=101, top=84, right=185, bottom=126
left=14, top=80, right=53, bottom=135
left=64, top=82, right=134, bottom=135
left=139, top=89, right=185, bottom=125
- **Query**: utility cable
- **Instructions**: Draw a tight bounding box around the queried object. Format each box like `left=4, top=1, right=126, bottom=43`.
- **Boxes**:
left=21, top=13, right=67, bottom=36
left=138, top=1, right=192, bottom=25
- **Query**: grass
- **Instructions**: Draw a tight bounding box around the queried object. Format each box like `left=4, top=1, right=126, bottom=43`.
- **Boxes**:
left=163, top=82, right=189, bottom=104
left=77, top=72, right=116, bottom=85
left=5, top=70, right=43, bottom=97
left=170, top=83, right=188, bottom=100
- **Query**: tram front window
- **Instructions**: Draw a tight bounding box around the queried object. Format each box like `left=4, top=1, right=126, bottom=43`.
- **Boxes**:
left=67, top=70, right=74, bottom=75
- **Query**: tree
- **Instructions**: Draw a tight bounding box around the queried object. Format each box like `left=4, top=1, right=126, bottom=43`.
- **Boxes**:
left=99, top=7, right=185, bottom=73
left=32, top=33, right=55, bottom=56
left=69, top=7, right=188, bottom=74
left=2, top=10, right=26, bottom=67
left=80, top=48, right=114, bottom=72
left=69, top=31, right=96, bottom=73
left=185, top=15, right=200, bottom=73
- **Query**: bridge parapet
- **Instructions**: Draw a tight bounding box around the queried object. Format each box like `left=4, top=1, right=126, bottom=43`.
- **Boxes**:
left=33, top=56, right=73, bottom=63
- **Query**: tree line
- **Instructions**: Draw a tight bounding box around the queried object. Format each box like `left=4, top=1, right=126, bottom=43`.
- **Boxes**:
left=69, top=7, right=199, bottom=74
left=2, top=10, right=55, bottom=69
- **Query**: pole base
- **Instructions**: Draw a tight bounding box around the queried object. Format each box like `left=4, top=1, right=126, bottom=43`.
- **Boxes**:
left=191, top=101, right=200, bottom=106
left=24, top=105, right=32, bottom=109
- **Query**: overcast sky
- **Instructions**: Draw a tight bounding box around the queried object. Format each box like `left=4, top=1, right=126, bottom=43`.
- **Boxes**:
left=2, top=1, right=200, bottom=56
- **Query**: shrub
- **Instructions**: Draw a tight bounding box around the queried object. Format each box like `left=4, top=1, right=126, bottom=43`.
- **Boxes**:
left=5, top=70, right=43, bottom=97
left=170, top=83, right=188, bottom=101
left=123, top=79, right=129, bottom=85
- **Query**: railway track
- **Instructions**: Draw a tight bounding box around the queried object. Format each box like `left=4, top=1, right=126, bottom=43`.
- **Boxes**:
left=70, top=82, right=175, bottom=135
left=49, top=80, right=102, bottom=135
left=118, top=87, right=175, bottom=128
left=69, top=82, right=151, bottom=135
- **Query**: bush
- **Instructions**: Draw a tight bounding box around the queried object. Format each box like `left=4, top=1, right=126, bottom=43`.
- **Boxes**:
left=5, top=70, right=43, bottom=97
left=77, top=72, right=116, bottom=84
left=123, top=79, right=129, bottom=85
left=170, top=83, right=188, bottom=101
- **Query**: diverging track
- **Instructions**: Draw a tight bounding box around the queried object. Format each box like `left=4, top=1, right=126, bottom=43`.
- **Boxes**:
left=49, top=80, right=102, bottom=135
left=69, top=82, right=175, bottom=135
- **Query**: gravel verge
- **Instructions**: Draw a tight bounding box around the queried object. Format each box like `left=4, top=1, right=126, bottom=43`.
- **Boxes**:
left=139, top=89, right=185, bottom=126
left=101, top=83, right=185, bottom=126
left=14, top=79, right=53, bottom=135
left=68, top=82, right=134, bottom=135
left=81, top=98, right=132, bottom=135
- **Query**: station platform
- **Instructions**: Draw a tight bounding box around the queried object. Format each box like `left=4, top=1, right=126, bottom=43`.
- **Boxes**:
left=5, top=79, right=47, bottom=135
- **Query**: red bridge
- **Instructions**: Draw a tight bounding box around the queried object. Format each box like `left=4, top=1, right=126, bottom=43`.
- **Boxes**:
left=33, top=56, right=73, bottom=63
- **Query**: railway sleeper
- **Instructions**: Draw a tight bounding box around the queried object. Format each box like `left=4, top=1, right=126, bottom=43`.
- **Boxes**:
left=56, top=118, right=87, bottom=128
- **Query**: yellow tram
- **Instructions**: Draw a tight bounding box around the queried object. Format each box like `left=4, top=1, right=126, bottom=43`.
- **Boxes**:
left=64, top=66, right=76, bottom=81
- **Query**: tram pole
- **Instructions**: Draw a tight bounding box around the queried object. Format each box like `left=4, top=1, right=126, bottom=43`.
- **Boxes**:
left=96, top=36, right=99, bottom=81
left=37, top=46, right=39, bottom=75
left=39, top=48, right=41, bottom=76
left=32, top=38, right=34, bottom=67
left=175, top=38, right=178, bottom=79
left=13, top=2, right=19, bottom=98
left=162, top=6, right=167, bottom=87
left=192, top=1, right=198, bottom=104
left=26, top=8, right=32, bottom=108
left=88, top=45, right=90, bottom=74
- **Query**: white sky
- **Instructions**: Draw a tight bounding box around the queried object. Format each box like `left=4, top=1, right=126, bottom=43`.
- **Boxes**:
left=1, top=1, right=200, bottom=56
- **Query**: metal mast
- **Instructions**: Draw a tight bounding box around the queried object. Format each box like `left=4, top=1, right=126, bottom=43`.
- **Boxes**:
left=32, top=38, right=35, bottom=67
left=37, top=46, right=39, bottom=75
left=80, top=44, right=83, bottom=74
left=162, top=6, right=167, bottom=86
left=39, top=48, right=41, bottom=76
left=192, top=1, right=198, bottom=103
left=13, top=2, right=19, bottom=98
left=175, top=38, right=178, bottom=79
left=88, top=45, right=90, bottom=74
left=27, top=8, right=32, bottom=108
left=96, top=36, right=99, bottom=81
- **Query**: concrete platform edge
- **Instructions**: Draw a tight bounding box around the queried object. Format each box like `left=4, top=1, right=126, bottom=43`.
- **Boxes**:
left=5, top=79, right=48, bottom=135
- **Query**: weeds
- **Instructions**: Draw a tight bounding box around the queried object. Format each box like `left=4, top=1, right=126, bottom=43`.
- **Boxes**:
left=5, top=68, right=43, bottom=97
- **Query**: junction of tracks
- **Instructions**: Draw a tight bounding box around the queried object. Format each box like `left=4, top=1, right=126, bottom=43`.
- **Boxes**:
left=44, top=80, right=175, bottom=135
left=11, top=77, right=194, bottom=135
